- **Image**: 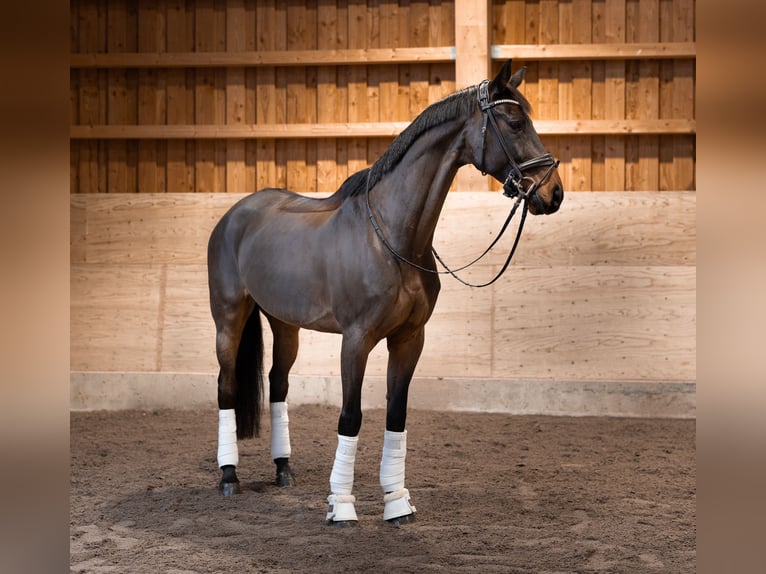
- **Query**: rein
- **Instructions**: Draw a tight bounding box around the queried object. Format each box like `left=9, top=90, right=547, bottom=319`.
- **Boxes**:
left=366, top=79, right=559, bottom=288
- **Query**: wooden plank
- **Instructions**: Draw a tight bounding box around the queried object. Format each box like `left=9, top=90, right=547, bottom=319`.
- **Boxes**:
left=490, top=42, right=695, bottom=60
left=70, top=119, right=696, bottom=139
left=671, top=0, right=696, bottom=190
left=73, top=191, right=695, bottom=268
left=77, top=0, right=106, bottom=193
left=137, top=0, right=166, bottom=193
left=160, top=264, right=216, bottom=372
left=71, top=264, right=163, bottom=371
left=255, top=0, right=278, bottom=190
left=455, top=0, right=490, bottom=191
left=316, top=0, right=340, bottom=193
left=491, top=265, right=696, bottom=382
left=72, top=193, right=234, bottom=265
left=226, top=0, right=247, bottom=194
left=70, top=46, right=456, bottom=68
left=166, top=0, right=194, bottom=193
left=72, top=191, right=695, bottom=382
left=604, top=0, right=626, bottom=191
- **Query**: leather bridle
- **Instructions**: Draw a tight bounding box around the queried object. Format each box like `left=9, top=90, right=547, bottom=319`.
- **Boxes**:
left=477, top=79, right=560, bottom=201
left=366, top=79, right=560, bottom=288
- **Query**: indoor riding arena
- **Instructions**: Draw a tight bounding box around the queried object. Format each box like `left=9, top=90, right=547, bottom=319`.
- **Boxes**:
left=70, top=1, right=695, bottom=572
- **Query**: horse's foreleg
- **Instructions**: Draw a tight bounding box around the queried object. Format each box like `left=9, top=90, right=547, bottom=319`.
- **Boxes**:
left=326, top=333, right=374, bottom=527
left=379, top=327, right=425, bottom=525
left=267, top=316, right=299, bottom=487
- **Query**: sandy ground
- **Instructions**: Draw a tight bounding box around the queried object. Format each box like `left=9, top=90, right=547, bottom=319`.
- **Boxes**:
left=70, top=405, right=695, bottom=573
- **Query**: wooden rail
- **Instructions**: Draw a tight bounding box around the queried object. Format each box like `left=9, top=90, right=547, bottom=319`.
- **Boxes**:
left=69, top=119, right=695, bottom=140
left=491, top=42, right=696, bottom=61
left=69, top=43, right=695, bottom=69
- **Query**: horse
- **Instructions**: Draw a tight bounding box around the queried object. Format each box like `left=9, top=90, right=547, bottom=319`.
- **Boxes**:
left=207, top=60, right=563, bottom=527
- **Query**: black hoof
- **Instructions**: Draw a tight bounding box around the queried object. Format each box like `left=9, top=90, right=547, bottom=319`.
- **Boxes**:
left=219, top=481, right=241, bottom=496
left=386, top=513, right=416, bottom=526
left=325, top=519, right=358, bottom=528
left=274, top=458, right=296, bottom=487
left=276, top=470, right=296, bottom=487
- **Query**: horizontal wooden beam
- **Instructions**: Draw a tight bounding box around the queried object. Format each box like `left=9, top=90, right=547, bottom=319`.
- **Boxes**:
left=492, top=42, right=696, bottom=60
left=69, top=119, right=695, bottom=140
left=69, top=43, right=695, bottom=69
left=70, top=47, right=455, bottom=69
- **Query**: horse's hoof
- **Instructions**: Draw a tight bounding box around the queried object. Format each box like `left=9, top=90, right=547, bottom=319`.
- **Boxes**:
left=325, top=519, right=358, bottom=528
left=275, top=470, right=296, bottom=487
left=386, top=513, right=416, bottom=527
left=274, top=458, right=296, bottom=487
left=219, top=481, right=241, bottom=496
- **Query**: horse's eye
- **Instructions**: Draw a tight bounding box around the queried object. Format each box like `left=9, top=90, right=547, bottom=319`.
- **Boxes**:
left=509, top=120, right=524, bottom=131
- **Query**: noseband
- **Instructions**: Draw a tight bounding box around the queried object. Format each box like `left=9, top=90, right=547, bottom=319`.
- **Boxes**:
left=477, top=79, right=560, bottom=200
left=366, top=79, right=560, bottom=288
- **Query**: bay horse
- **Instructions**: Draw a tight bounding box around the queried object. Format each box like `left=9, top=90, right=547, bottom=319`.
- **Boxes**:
left=207, top=61, right=563, bottom=527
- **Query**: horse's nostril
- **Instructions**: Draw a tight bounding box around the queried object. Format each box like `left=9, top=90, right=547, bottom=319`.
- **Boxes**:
left=552, top=185, right=563, bottom=207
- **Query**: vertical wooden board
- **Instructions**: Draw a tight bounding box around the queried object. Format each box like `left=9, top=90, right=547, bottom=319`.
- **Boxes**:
left=672, top=0, right=695, bottom=190
left=166, top=1, right=194, bottom=193
left=285, top=2, right=312, bottom=192
left=76, top=1, right=105, bottom=194
left=107, top=1, right=136, bottom=193
left=604, top=0, right=626, bottom=191
left=138, top=0, right=167, bottom=194
left=346, top=1, right=369, bottom=174
left=636, top=0, right=660, bottom=190
left=561, top=0, right=592, bottom=192
left=317, top=0, right=339, bottom=193
left=226, top=0, right=247, bottom=194
left=226, top=0, right=247, bottom=193
left=255, top=1, right=280, bottom=189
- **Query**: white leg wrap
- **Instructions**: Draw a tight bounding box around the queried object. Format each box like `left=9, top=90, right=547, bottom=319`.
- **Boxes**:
left=379, top=430, right=407, bottom=493
left=217, top=409, right=238, bottom=468
left=327, top=435, right=358, bottom=523
left=329, top=434, right=358, bottom=495
left=270, top=402, right=291, bottom=460
left=380, top=430, right=415, bottom=520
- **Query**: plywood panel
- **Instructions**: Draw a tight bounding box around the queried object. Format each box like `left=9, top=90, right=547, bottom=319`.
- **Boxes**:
left=492, top=265, right=695, bottom=381
left=71, top=264, right=162, bottom=371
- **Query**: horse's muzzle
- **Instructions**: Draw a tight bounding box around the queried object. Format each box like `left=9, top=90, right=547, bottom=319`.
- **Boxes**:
left=529, top=183, right=563, bottom=215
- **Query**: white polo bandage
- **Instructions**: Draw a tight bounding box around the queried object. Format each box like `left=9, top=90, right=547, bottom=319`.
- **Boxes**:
left=379, top=429, right=407, bottom=493
left=270, top=402, right=291, bottom=460
left=217, top=409, right=239, bottom=468
left=329, top=434, right=358, bottom=495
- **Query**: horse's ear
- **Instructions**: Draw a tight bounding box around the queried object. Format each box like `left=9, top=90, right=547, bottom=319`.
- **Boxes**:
left=490, top=60, right=525, bottom=94
left=508, top=66, right=526, bottom=89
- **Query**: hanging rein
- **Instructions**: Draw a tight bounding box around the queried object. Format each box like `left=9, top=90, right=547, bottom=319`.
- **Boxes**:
left=366, top=79, right=560, bottom=288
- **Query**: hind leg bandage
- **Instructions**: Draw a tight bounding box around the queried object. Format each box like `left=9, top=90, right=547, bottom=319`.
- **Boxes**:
left=270, top=402, right=291, bottom=460
left=217, top=409, right=239, bottom=468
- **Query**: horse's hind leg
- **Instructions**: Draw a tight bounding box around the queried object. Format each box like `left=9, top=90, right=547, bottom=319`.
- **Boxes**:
left=213, top=295, right=257, bottom=496
left=265, top=315, right=299, bottom=487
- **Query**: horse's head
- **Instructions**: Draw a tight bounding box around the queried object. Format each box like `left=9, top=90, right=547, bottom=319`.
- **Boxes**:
left=469, top=60, right=563, bottom=215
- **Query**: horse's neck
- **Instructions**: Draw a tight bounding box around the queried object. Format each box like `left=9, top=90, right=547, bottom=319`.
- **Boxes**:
left=369, top=122, right=466, bottom=258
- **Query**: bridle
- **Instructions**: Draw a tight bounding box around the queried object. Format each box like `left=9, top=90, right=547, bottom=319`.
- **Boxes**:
left=366, top=79, right=560, bottom=288
left=476, top=79, right=559, bottom=201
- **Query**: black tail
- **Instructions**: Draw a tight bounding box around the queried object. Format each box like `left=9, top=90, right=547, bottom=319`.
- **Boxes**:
left=234, top=307, right=264, bottom=439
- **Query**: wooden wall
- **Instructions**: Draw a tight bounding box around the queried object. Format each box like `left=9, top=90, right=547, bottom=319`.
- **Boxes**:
left=69, top=0, right=696, bottom=415
left=69, top=0, right=695, bottom=194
